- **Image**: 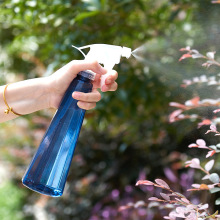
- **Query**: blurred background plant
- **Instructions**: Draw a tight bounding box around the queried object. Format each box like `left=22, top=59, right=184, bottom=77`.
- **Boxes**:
left=0, top=0, right=220, bottom=219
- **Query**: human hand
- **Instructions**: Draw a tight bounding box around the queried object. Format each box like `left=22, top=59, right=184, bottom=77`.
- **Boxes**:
left=48, top=60, right=118, bottom=110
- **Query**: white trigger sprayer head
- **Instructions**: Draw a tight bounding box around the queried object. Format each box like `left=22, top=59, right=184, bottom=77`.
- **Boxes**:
left=72, top=45, right=86, bottom=58
left=72, top=44, right=132, bottom=87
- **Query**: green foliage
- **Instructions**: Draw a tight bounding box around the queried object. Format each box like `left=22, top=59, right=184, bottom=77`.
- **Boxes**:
left=0, top=181, right=26, bottom=220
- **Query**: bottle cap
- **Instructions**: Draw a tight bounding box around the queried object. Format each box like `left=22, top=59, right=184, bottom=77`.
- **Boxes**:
left=78, top=70, right=96, bottom=81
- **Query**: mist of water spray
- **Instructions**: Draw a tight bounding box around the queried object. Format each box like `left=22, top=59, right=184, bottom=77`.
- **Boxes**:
left=131, top=42, right=171, bottom=74
left=131, top=50, right=146, bottom=63
left=131, top=44, right=148, bottom=63
left=131, top=44, right=153, bottom=67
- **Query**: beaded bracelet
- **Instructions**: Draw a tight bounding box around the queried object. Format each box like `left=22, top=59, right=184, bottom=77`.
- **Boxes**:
left=3, top=84, right=23, bottom=116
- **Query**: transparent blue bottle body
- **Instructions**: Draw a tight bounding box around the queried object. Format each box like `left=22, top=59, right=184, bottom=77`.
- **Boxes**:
left=22, top=71, right=93, bottom=197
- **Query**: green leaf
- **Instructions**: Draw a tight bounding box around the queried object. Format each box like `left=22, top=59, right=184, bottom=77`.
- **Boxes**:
left=210, top=187, right=220, bottom=194
left=173, top=192, right=186, bottom=198
left=206, top=210, right=218, bottom=218
left=209, top=173, right=220, bottom=184
left=54, top=18, right=63, bottom=27
left=74, top=11, right=99, bottom=22
left=215, top=198, right=220, bottom=205
left=100, top=0, right=107, bottom=8
left=209, top=145, right=217, bottom=150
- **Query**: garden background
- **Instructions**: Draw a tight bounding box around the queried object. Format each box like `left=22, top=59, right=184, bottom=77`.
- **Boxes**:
left=0, top=0, right=219, bottom=219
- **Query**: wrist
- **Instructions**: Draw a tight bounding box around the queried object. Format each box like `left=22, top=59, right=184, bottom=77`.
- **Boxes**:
left=1, top=78, right=52, bottom=116
left=46, top=75, right=62, bottom=109
left=41, top=77, right=53, bottom=109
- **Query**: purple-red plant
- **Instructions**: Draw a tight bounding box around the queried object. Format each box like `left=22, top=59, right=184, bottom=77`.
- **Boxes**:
left=119, top=1, right=220, bottom=218
left=135, top=179, right=220, bottom=219
left=120, top=46, right=220, bottom=219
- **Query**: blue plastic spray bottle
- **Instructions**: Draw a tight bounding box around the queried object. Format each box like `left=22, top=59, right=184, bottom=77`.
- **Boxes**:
left=22, top=44, right=132, bottom=197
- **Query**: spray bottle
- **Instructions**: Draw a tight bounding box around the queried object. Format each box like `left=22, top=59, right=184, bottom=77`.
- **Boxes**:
left=22, top=44, right=132, bottom=197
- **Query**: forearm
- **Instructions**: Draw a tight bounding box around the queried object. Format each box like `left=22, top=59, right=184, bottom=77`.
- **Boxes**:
left=0, top=60, right=118, bottom=123
left=0, top=77, right=50, bottom=122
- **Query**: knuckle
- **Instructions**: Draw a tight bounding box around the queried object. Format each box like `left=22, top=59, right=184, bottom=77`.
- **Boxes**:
left=78, top=93, right=89, bottom=102
left=91, top=60, right=99, bottom=67
left=77, top=101, right=82, bottom=109
left=113, top=82, right=118, bottom=91
left=96, top=93, right=102, bottom=101
left=81, top=93, right=88, bottom=101
left=91, top=60, right=101, bottom=71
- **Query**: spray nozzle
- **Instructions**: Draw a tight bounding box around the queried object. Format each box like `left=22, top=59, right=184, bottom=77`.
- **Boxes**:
left=121, top=47, right=132, bottom=59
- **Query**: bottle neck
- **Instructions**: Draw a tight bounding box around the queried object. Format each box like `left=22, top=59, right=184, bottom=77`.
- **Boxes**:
left=77, top=70, right=95, bottom=82
left=76, top=74, right=92, bottom=83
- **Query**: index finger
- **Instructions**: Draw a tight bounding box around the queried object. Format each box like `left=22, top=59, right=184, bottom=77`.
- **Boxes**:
left=68, top=60, right=107, bottom=76
left=92, top=70, right=118, bottom=89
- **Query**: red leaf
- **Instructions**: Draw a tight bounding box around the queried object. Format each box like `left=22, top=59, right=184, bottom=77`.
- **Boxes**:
left=190, top=96, right=200, bottom=105
left=202, top=62, right=212, bottom=68
left=196, top=139, right=206, bottom=146
left=213, top=109, right=220, bottom=113
left=160, top=193, right=170, bottom=201
left=155, top=179, right=170, bottom=189
left=188, top=144, right=198, bottom=148
left=148, top=197, right=160, bottom=201
left=210, top=124, right=217, bottom=131
left=179, top=46, right=190, bottom=51
left=118, top=205, right=133, bottom=211
left=187, top=188, right=201, bottom=191
left=136, top=180, right=154, bottom=186
left=181, top=198, right=190, bottom=204
left=169, top=102, right=187, bottom=109
left=205, top=130, right=213, bottom=134
left=180, top=48, right=187, bottom=51
left=169, top=110, right=183, bottom=123
left=185, top=96, right=200, bottom=107
left=206, top=150, right=216, bottom=158
left=179, top=54, right=192, bottom=61
left=198, top=119, right=212, bottom=128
